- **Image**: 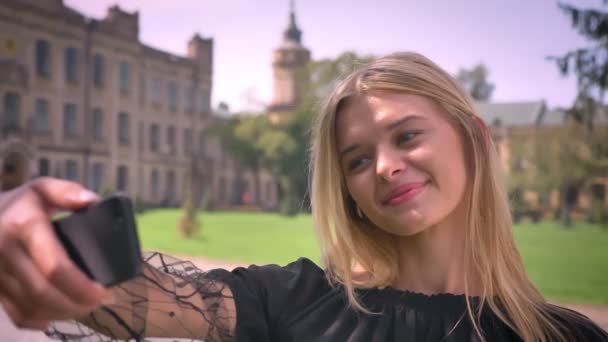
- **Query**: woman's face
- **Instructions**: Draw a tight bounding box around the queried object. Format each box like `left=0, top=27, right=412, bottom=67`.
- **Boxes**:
left=336, top=90, right=468, bottom=236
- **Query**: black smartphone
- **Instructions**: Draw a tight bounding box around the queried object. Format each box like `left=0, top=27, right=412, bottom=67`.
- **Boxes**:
left=51, top=194, right=142, bottom=287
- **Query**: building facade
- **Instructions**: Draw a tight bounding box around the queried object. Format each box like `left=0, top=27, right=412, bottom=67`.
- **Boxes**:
left=0, top=0, right=274, bottom=209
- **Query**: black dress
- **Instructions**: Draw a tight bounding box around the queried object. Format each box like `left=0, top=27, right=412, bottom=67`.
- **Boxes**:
left=208, top=257, right=608, bottom=342
left=47, top=254, right=608, bottom=341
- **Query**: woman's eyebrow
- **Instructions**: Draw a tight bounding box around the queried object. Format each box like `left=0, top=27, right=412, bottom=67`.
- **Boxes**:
left=384, top=114, right=426, bottom=131
left=339, top=115, right=426, bottom=160
left=339, top=144, right=360, bottom=160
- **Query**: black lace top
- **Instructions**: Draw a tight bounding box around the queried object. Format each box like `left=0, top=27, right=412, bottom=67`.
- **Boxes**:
left=47, top=253, right=608, bottom=341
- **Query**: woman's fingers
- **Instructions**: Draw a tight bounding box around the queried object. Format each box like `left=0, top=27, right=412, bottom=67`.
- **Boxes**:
left=17, top=216, right=107, bottom=306
left=4, top=178, right=107, bottom=305
left=0, top=295, right=49, bottom=331
left=0, top=241, right=100, bottom=320
left=29, top=177, right=99, bottom=210
left=0, top=177, right=108, bottom=328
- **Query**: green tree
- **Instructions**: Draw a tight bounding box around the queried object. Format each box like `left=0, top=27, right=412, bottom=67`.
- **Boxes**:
left=210, top=52, right=375, bottom=215
left=177, top=175, right=201, bottom=238
left=256, top=108, right=310, bottom=215
left=455, top=64, right=495, bottom=101
left=507, top=137, right=537, bottom=222
left=547, top=1, right=608, bottom=226
left=212, top=114, right=269, bottom=206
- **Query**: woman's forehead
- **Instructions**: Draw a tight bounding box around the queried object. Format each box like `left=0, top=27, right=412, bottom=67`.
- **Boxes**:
left=336, top=91, right=441, bottom=131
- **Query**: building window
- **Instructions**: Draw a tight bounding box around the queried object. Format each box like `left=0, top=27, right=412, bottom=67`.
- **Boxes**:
left=65, top=160, right=78, bottom=181
left=167, top=126, right=176, bottom=152
left=90, top=163, right=104, bottom=193
left=150, top=169, right=159, bottom=199
left=118, top=62, right=130, bottom=94
left=266, top=181, right=274, bottom=201
left=199, top=131, right=206, bottom=157
left=3, top=92, right=20, bottom=129
left=93, top=54, right=104, bottom=87
left=138, top=122, right=144, bottom=152
left=147, top=78, right=162, bottom=105
left=184, top=128, right=192, bottom=156
left=63, top=103, right=78, bottom=137
left=118, top=112, right=130, bottom=145
left=168, top=82, right=178, bottom=112
left=165, top=170, right=176, bottom=203
left=38, top=158, right=50, bottom=177
left=184, top=86, right=194, bottom=113
left=33, top=99, right=50, bottom=132
left=35, top=39, right=50, bottom=77
left=199, top=89, right=210, bottom=114
left=219, top=178, right=226, bottom=202
left=64, top=47, right=78, bottom=83
left=117, top=165, right=128, bottom=192
left=92, top=108, right=103, bottom=141
left=149, top=124, right=160, bottom=152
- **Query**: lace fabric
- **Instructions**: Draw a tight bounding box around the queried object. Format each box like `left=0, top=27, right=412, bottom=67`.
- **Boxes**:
left=46, top=252, right=237, bottom=342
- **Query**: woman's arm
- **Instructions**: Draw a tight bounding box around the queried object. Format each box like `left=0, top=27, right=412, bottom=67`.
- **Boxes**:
left=0, top=178, right=238, bottom=341
left=51, top=253, right=237, bottom=341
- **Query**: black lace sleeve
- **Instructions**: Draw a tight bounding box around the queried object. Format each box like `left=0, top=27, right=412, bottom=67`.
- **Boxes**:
left=45, top=252, right=238, bottom=341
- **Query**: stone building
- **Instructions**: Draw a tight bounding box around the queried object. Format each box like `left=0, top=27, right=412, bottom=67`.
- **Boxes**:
left=0, top=0, right=280, bottom=209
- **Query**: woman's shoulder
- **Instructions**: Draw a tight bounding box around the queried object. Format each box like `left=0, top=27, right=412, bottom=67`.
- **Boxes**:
left=547, top=305, right=608, bottom=341
left=207, top=257, right=337, bottom=336
left=233, top=257, right=327, bottom=284
left=208, top=257, right=332, bottom=298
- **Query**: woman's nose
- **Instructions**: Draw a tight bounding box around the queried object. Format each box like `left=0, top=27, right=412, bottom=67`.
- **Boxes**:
left=376, top=147, right=406, bottom=181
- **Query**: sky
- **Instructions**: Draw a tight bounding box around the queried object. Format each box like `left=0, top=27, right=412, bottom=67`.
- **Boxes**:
left=65, top=0, right=600, bottom=112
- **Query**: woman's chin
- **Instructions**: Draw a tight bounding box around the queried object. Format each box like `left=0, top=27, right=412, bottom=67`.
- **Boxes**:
left=381, top=210, right=430, bottom=237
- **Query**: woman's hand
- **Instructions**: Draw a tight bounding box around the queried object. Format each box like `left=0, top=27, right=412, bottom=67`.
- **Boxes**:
left=0, top=177, right=111, bottom=331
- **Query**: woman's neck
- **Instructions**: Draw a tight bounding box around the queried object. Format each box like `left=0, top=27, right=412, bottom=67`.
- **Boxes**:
left=391, top=208, right=480, bottom=296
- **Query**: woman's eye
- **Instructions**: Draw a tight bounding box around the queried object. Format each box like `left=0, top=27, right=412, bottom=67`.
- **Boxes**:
left=397, top=131, right=418, bottom=144
left=348, top=157, right=369, bottom=171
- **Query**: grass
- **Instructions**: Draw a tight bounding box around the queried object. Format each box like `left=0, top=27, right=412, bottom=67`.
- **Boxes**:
left=136, top=210, right=608, bottom=305
left=514, top=220, right=608, bottom=305
left=137, top=210, right=319, bottom=265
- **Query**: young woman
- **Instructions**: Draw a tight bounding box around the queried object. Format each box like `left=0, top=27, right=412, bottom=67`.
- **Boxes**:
left=0, top=52, right=606, bottom=342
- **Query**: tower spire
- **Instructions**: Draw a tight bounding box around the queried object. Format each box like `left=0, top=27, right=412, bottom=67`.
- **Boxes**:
left=283, top=0, right=301, bottom=44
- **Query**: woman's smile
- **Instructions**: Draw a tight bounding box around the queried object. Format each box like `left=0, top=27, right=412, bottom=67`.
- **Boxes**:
left=381, top=180, right=429, bottom=207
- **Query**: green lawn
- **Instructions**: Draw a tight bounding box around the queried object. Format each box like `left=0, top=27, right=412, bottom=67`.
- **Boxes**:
left=514, top=220, right=608, bottom=305
left=136, top=210, right=608, bottom=305
left=137, top=210, right=319, bottom=265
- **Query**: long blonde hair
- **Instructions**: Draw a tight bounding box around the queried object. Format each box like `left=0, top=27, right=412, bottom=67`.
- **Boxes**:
left=309, top=52, right=574, bottom=341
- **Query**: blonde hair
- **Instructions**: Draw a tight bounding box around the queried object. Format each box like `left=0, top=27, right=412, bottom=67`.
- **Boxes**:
left=309, top=52, right=574, bottom=341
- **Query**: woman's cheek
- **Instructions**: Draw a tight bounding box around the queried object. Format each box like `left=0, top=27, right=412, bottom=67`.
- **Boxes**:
left=348, top=175, right=374, bottom=209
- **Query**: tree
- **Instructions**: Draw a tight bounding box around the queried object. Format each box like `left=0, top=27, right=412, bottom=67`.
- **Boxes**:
left=210, top=52, right=375, bottom=215
left=256, top=108, right=310, bottom=215
left=211, top=114, right=269, bottom=206
left=177, top=175, right=201, bottom=238
left=507, top=137, right=538, bottom=222
left=547, top=1, right=608, bottom=226
left=233, top=115, right=272, bottom=205
left=455, top=64, right=495, bottom=101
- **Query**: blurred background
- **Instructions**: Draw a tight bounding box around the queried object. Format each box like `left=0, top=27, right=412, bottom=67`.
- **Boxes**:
left=0, top=0, right=606, bottom=338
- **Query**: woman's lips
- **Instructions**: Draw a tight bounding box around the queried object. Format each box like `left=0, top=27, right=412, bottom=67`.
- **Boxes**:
left=382, top=181, right=427, bottom=206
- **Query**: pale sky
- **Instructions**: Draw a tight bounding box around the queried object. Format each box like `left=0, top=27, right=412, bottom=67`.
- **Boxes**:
left=66, top=0, right=599, bottom=112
